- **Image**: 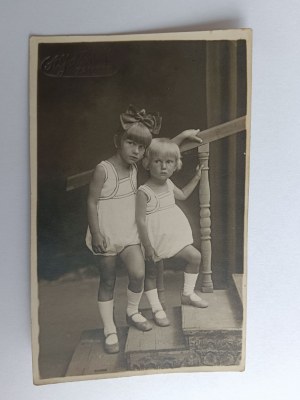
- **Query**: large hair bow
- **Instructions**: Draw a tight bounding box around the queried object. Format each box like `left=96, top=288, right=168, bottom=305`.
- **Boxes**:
left=120, top=105, right=162, bottom=135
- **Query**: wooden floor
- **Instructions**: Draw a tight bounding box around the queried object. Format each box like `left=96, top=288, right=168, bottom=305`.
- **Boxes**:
left=125, top=307, right=186, bottom=354
left=65, top=308, right=188, bottom=376
left=65, top=327, right=128, bottom=376
left=182, top=290, right=242, bottom=334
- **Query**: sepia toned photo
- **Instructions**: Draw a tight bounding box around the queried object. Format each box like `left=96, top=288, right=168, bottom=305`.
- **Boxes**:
left=30, top=29, right=252, bottom=385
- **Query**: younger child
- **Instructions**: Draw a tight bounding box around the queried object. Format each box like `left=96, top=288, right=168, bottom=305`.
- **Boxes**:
left=136, top=138, right=208, bottom=327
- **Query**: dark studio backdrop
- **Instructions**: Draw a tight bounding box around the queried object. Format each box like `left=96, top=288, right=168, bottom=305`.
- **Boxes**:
left=37, top=39, right=246, bottom=289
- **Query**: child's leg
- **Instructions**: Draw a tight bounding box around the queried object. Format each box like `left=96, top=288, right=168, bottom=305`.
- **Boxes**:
left=96, top=256, right=119, bottom=352
left=144, top=260, right=170, bottom=327
left=97, top=256, right=117, bottom=302
left=173, top=245, right=208, bottom=308
left=156, top=260, right=166, bottom=310
left=144, top=260, right=157, bottom=291
left=120, top=245, right=152, bottom=331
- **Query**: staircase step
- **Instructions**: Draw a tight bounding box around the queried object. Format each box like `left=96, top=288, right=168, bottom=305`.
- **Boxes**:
left=66, top=289, right=244, bottom=375
left=65, top=327, right=128, bottom=377
left=125, top=307, right=189, bottom=370
left=182, top=290, right=242, bottom=333
left=125, top=307, right=186, bottom=353
left=182, top=290, right=243, bottom=366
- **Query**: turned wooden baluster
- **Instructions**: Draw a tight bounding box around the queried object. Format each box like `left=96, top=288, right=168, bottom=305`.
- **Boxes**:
left=198, top=143, right=214, bottom=292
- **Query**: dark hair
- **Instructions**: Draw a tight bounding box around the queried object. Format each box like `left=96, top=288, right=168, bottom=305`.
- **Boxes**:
left=116, top=122, right=152, bottom=148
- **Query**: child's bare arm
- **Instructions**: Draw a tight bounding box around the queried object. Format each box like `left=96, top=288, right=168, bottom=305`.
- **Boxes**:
left=173, top=164, right=204, bottom=201
left=171, top=129, right=202, bottom=148
left=87, top=164, right=107, bottom=253
left=136, top=190, right=155, bottom=261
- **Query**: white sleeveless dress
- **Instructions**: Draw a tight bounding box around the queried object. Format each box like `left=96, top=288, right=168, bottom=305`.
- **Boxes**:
left=138, top=179, right=193, bottom=262
left=86, top=160, right=140, bottom=256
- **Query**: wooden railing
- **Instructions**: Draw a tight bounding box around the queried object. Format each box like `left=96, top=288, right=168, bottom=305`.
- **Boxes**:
left=65, top=116, right=246, bottom=292
left=198, top=144, right=213, bottom=292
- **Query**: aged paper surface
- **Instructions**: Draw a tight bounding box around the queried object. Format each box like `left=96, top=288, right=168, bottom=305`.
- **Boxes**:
left=30, top=29, right=252, bottom=384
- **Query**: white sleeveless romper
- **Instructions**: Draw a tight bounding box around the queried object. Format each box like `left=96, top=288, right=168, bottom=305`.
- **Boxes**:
left=138, top=179, right=193, bottom=262
left=86, top=160, right=140, bottom=256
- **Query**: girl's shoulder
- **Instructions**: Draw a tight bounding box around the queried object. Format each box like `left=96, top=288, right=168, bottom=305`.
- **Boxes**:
left=138, top=183, right=154, bottom=201
left=166, top=179, right=175, bottom=191
left=138, top=183, right=152, bottom=193
left=102, top=158, right=137, bottom=177
left=96, top=160, right=110, bottom=169
left=94, top=160, right=120, bottom=184
left=99, top=159, right=113, bottom=168
left=97, top=159, right=121, bottom=176
left=94, top=160, right=111, bottom=181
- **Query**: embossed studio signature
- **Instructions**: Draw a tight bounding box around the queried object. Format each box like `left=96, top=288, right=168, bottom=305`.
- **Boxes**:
left=41, top=51, right=118, bottom=77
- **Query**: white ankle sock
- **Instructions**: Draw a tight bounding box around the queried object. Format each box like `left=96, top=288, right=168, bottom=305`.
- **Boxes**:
left=126, top=289, right=146, bottom=322
left=127, top=289, right=142, bottom=315
left=145, top=289, right=164, bottom=313
left=98, top=300, right=117, bottom=344
left=183, top=272, right=199, bottom=296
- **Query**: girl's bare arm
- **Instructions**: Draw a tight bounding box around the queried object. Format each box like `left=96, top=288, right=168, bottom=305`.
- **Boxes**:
left=173, top=165, right=204, bottom=201
left=87, top=164, right=107, bottom=252
left=171, top=129, right=202, bottom=148
left=136, top=190, right=155, bottom=261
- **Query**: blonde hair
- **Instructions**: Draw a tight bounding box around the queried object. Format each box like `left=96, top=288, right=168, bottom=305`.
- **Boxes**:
left=142, top=138, right=182, bottom=170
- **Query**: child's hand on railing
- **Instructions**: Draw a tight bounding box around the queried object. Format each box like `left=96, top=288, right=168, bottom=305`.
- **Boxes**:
left=181, top=129, right=203, bottom=145
left=195, top=164, right=205, bottom=179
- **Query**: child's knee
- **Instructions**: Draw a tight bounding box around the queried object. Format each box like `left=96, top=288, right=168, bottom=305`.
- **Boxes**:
left=188, top=248, right=201, bottom=266
left=130, top=270, right=145, bottom=286
left=101, top=277, right=116, bottom=291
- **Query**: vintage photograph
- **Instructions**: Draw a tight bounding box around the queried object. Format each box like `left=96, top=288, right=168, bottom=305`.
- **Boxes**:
left=30, top=29, right=252, bottom=384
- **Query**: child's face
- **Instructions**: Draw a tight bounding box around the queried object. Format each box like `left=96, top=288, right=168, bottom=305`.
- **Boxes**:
left=148, top=153, right=177, bottom=182
left=119, top=138, right=145, bottom=164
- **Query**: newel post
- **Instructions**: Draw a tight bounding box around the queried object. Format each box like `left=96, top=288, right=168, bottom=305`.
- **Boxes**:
left=198, top=144, right=214, bottom=292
